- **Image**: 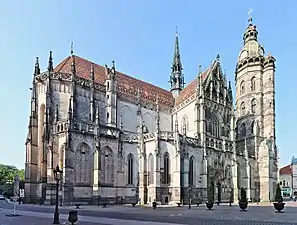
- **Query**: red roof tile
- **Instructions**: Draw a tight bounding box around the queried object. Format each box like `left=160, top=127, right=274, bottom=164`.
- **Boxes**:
left=279, top=165, right=291, bottom=175
left=54, top=55, right=175, bottom=108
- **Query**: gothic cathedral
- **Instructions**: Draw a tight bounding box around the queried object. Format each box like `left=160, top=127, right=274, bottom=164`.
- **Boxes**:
left=25, top=16, right=278, bottom=205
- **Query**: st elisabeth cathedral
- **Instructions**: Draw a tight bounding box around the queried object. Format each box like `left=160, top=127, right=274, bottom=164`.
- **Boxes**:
left=24, top=15, right=278, bottom=205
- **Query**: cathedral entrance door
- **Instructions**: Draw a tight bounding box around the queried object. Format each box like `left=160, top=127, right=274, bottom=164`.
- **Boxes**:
left=217, top=182, right=222, bottom=204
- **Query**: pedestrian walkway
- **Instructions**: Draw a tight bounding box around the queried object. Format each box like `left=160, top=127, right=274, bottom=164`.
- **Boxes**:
left=0, top=208, right=184, bottom=225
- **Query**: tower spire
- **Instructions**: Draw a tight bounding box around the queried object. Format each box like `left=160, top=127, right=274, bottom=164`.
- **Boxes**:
left=47, top=51, right=53, bottom=72
left=169, top=27, right=184, bottom=97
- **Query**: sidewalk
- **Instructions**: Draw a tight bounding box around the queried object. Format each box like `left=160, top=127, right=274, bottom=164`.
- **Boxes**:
left=0, top=208, right=183, bottom=225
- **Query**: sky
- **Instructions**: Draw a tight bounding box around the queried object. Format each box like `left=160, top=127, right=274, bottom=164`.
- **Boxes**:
left=0, top=0, right=296, bottom=169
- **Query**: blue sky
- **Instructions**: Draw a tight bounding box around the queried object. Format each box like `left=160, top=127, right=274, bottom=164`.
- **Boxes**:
left=0, top=1, right=295, bottom=169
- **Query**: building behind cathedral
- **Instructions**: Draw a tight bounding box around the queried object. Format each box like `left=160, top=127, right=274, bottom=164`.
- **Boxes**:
left=25, top=16, right=278, bottom=205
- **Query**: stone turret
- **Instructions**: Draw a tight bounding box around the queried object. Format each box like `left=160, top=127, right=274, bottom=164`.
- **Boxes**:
left=105, top=61, right=117, bottom=127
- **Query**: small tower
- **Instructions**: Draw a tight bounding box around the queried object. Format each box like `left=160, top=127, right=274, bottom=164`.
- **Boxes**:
left=70, top=45, right=77, bottom=119
left=169, top=28, right=184, bottom=98
left=105, top=61, right=117, bottom=127
left=24, top=57, right=40, bottom=201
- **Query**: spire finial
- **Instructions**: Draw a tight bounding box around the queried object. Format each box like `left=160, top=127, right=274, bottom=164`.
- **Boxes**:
left=47, top=51, right=53, bottom=72
left=175, top=26, right=178, bottom=36
left=90, top=63, right=94, bottom=80
left=95, top=104, right=100, bottom=125
left=156, top=94, right=159, bottom=112
left=248, top=8, right=253, bottom=24
left=70, top=42, right=74, bottom=56
left=34, top=57, right=40, bottom=75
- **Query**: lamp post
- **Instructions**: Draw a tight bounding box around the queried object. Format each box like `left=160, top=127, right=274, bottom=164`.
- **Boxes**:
left=188, top=187, right=192, bottom=209
left=53, top=165, right=63, bottom=224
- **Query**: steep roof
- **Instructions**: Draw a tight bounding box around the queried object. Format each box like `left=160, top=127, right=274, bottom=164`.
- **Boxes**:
left=175, top=67, right=211, bottom=106
left=54, top=55, right=175, bottom=108
left=279, top=165, right=292, bottom=175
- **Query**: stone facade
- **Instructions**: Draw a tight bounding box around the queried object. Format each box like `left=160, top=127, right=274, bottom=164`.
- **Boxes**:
left=24, top=17, right=278, bottom=205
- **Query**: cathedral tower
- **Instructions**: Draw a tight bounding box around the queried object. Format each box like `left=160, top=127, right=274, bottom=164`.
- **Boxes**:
left=235, top=12, right=277, bottom=201
left=169, top=29, right=184, bottom=98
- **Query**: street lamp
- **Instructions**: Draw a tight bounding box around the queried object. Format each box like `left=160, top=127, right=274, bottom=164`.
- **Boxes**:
left=188, top=187, right=192, bottom=209
left=53, top=165, right=63, bottom=224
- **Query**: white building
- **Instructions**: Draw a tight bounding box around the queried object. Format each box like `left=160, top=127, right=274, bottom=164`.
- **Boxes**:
left=279, top=165, right=292, bottom=197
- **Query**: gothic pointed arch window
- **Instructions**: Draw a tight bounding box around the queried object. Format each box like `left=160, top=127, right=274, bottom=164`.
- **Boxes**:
left=241, top=123, right=246, bottom=136
left=59, top=144, right=65, bottom=170
left=240, top=102, right=246, bottom=116
left=251, top=77, right=256, bottom=91
left=148, top=154, right=154, bottom=185
left=251, top=99, right=257, bottom=114
left=163, top=152, right=170, bottom=184
left=181, top=115, right=189, bottom=133
left=75, top=142, right=91, bottom=184
left=250, top=120, right=255, bottom=135
left=240, top=81, right=245, bottom=94
left=189, top=156, right=195, bottom=186
left=237, top=163, right=241, bottom=189
left=101, top=146, right=114, bottom=185
left=127, top=154, right=134, bottom=185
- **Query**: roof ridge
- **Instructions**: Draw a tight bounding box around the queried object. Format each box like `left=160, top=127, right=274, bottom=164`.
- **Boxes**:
left=63, top=54, right=173, bottom=95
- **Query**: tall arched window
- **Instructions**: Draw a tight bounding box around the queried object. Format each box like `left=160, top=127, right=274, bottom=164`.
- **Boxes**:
left=189, top=156, right=195, bottom=186
left=237, top=163, right=241, bottom=189
left=250, top=120, right=255, bottom=135
left=38, top=104, right=46, bottom=178
left=101, top=147, right=114, bottom=185
left=75, top=143, right=91, bottom=184
left=241, top=123, right=246, bottom=136
left=240, top=81, right=245, bottom=94
left=240, top=102, right=246, bottom=116
left=251, top=99, right=257, bottom=114
left=59, top=144, right=65, bottom=170
left=148, top=154, right=154, bottom=185
left=163, top=153, right=170, bottom=184
left=127, top=154, right=134, bottom=185
left=251, top=77, right=256, bottom=91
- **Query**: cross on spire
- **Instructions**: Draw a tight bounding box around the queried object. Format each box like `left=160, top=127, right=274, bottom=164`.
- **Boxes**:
left=70, top=42, right=74, bottom=56
left=248, top=8, right=254, bottom=24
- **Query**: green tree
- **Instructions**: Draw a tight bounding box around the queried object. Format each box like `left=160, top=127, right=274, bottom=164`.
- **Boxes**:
left=0, top=164, right=18, bottom=185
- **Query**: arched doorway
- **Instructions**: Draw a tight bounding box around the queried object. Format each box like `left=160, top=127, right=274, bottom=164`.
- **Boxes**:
left=217, top=182, right=222, bottom=204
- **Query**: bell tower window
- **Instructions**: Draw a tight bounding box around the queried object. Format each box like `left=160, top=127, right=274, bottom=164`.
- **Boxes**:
left=240, top=102, right=246, bottom=116
left=251, top=99, right=257, bottom=114
left=251, top=77, right=256, bottom=91
left=240, top=81, right=245, bottom=94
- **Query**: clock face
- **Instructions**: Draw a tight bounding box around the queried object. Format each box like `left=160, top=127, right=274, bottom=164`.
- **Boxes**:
left=248, top=41, right=258, bottom=57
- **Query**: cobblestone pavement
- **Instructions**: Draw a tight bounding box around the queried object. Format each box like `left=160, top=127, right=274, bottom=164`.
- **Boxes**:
left=2, top=201, right=297, bottom=224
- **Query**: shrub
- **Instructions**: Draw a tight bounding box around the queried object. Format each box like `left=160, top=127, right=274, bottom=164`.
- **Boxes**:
left=275, top=183, right=283, bottom=203
left=239, top=187, right=247, bottom=203
left=207, top=182, right=214, bottom=202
